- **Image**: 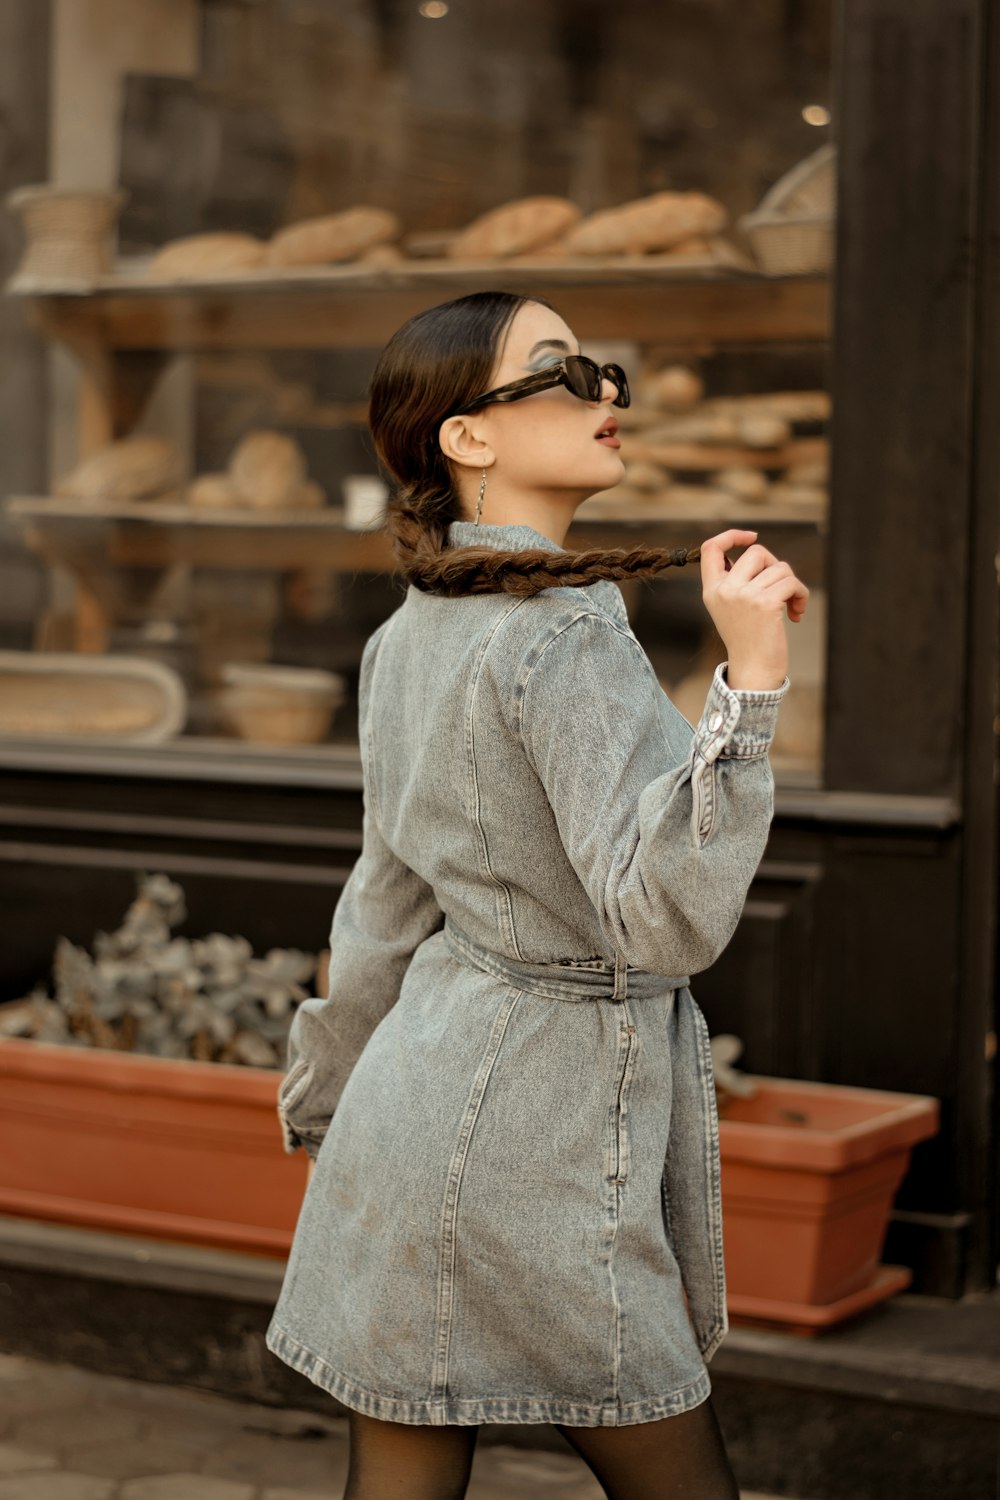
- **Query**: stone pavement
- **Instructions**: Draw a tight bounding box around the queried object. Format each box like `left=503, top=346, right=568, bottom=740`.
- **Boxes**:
left=0, top=1354, right=794, bottom=1499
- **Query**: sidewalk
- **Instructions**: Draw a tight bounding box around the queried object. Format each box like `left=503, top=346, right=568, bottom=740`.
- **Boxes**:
left=0, top=1354, right=792, bottom=1500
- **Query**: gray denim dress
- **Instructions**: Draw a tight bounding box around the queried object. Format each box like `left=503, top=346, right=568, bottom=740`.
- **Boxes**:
left=267, top=520, right=786, bottom=1427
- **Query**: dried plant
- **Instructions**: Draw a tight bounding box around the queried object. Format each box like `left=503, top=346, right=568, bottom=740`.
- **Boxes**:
left=0, top=874, right=319, bottom=1067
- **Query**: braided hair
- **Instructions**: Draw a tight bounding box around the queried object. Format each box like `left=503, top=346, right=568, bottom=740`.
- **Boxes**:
left=368, top=291, right=700, bottom=598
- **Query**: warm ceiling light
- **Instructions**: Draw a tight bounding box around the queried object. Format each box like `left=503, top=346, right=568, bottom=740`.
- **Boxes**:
left=802, top=104, right=831, bottom=127
left=419, top=1, right=449, bottom=15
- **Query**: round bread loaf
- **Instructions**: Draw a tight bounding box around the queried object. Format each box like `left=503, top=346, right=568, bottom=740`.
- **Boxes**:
left=294, top=478, right=326, bottom=510
left=622, top=461, right=669, bottom=492
left=447, top=197, right=582, bottom=260
left=713, top=467, right=769, bottom=504
left=563, top=192, right=726, bottom=256
left=55, top=436, right=185, bottom=502
left=359, top=242, right=406, bottom=268
left=641, top=365, right=705, bottom=412
left=188, top=473, right=240, bottom=510
left=146, top=233, right=266, bottom=279
left=265, top=207, right=399, bottom=267
left=228, top=431, right=308, bottom=510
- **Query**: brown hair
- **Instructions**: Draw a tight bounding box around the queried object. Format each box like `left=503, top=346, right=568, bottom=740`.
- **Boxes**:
left=368, top=290, right=699, bottom=597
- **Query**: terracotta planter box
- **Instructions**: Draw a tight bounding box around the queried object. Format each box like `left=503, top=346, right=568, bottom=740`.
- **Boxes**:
left=719, top=1076, right=939, bottom=1331
left=0, top=1038, right=305, bottom=1256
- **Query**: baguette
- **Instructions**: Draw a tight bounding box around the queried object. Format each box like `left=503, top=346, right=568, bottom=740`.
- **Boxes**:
left=563, top=192, right=726, bottom=256
left=265, top=207, right=399, bottom=267
left=700, top=391, right=831, bottom=424
left=56, top=437, right=185, bottom=502
left=447, top=197, right=582, bottom=259
left=147, top=233, right=266, bottom=279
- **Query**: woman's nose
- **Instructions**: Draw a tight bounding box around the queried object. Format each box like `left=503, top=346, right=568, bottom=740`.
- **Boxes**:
left=600, top=375, right=619, bottom=402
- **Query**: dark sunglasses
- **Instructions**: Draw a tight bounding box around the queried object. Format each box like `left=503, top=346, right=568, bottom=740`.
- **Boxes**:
left=449, top=354, right=630, bottom=417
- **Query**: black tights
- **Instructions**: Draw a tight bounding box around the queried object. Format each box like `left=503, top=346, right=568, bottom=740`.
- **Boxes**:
left=343, top=1398, right=739, bottom=1499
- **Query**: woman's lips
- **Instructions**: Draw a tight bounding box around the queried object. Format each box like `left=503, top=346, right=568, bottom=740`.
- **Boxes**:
left=595, top=434, right=621, bottom=448
left=595, top=418, right=620, bottom=448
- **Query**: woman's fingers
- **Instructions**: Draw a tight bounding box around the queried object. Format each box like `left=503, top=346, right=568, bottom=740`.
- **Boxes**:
left=699, top=529, right=757, bottom=584
left=701, top=530, right=808, bottom=621
left=761, top=571, right=810, bottom=620
left=726, top=543, right=781, bottom=580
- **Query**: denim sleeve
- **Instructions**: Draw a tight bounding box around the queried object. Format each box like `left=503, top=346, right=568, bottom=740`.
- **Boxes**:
left=277, top=639, right=442, bottom=1157
left=519, top=612, right=787, bottom=978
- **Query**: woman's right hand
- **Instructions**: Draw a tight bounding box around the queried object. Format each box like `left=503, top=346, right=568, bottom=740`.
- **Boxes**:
left=699, top=529, right=809, bottom=691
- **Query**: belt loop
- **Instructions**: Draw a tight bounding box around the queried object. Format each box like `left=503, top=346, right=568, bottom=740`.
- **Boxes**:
left=613, top=951, right=628, bottom=1002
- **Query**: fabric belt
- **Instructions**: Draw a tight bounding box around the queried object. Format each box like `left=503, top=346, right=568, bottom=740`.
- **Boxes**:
left=443, top=918, right=689, bottom=1003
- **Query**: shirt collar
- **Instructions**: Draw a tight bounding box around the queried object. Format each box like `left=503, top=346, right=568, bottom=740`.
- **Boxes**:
left=448, top=521, right=563, bottom=554
left=445, top=519, right=629, bottom=626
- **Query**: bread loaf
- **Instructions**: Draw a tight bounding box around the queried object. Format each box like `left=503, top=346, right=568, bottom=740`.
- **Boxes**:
left=358, top=242, right=406, bottom=268
left=636, top=413, right=742, bottom=447
left=702, top=391, right=831, bottom=424
left=188, top=473, right=239, bottom=510
left=713, top=468, right=769, bottom=504
left=55, top=437, right=185, bottom=502
left=660, top=236, right=714, bottom=258
left=507, top=239, right=572, bottom=264
left=189, top=467, right=324, bottom=512
left=265, top=207, right=399, bottom=267
left=294, top=478, right=326, bottom=510
left=737, top=413, right=790, bottom=449
left=622, top=461, right=669, bottom=492
left=147, top=233, right=266, bottom=279
left=641, top=366, right=704, bottom=412
left=447, top=197, right=582, bottom=259
left=228, top=431, right=307, bottom=510
left=563, top=192, right=726, bottom=256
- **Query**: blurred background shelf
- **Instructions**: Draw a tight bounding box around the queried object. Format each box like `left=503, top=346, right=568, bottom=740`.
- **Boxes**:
left=14, top=265, right=830, bottom=360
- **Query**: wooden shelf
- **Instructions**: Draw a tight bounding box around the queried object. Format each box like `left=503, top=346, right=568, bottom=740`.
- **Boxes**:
left=6, top=495, right=822, bottom=573
left=9, top=261, right=831, bottom=351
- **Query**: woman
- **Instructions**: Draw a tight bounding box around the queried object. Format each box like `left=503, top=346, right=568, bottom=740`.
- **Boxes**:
left=267, top=290, right=807, bottom=1500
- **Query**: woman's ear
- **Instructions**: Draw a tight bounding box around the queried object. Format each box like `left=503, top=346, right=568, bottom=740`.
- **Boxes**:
left=438, top=415, right=495, bottom=472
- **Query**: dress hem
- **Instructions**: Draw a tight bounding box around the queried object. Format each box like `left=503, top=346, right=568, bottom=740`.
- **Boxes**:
left=266, top=1325, right=712, bottom=1427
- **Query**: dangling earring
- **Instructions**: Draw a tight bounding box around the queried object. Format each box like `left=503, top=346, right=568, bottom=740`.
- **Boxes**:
left=475, top=465, right=487, bottom=525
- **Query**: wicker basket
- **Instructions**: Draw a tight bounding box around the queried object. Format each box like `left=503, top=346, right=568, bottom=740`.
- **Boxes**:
left=0, top=652, right=186, bottom=742
left=5, top=184, right=126, bottom=290
left=739, top=145, right=836, bottom=276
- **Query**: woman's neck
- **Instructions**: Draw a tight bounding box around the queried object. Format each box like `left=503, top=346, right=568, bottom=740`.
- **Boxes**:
left=473, top=489, right=584, bottom=548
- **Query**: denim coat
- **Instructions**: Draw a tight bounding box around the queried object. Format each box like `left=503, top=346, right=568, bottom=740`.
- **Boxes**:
left=267, top=520, right=786, bottom=1427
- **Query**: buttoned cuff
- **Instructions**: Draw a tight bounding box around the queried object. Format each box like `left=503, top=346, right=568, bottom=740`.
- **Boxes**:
left=694, top=663, right=788, bottom=764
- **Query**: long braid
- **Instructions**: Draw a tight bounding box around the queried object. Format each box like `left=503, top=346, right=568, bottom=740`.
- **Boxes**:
left=402, top=536, right=702, bottom=597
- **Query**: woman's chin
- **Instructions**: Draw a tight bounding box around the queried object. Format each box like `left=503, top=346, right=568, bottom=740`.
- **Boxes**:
left=581, top=454, right=626, bottom=495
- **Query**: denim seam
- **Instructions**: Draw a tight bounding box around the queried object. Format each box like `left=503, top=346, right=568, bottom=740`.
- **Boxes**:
left=468, top=600, right=530, bottom=958
left=691, top=999, right=729, bottom=1357
left=516, top=615, right=651, bottom=941
left=360, top=616, right=398, bottom=831
left=265, top=1325, right=712, bottom=1425
left=720, top=742, right=772, bottom=761
left=690, top=747, right=717, bottom=850
left=431, top=986, right=523, bottom=1404
left=513, top=607, right=648, bottom=745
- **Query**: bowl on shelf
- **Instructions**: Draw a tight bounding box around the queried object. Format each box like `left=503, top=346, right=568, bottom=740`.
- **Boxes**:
left=217, top=662, right=346, bottom=745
